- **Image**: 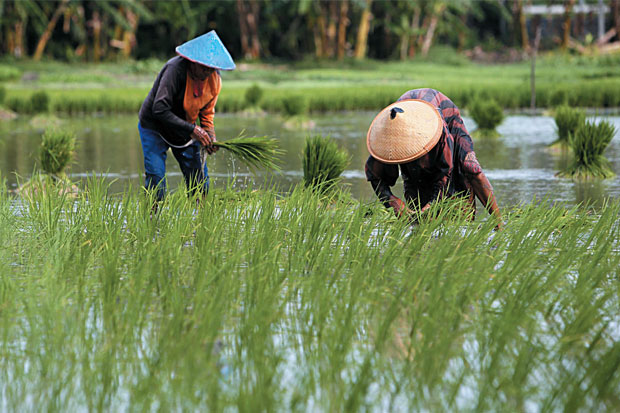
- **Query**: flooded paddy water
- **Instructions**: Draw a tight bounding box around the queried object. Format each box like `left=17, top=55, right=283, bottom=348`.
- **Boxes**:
left=1, top=112, right=620, bottom=208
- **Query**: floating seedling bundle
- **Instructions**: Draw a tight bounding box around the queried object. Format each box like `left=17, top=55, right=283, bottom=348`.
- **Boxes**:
left=558, top=119, right=616, bottom=180
left=552, top=105, right=585, bottom=148
left=212, top=133, right=284, bottom=172
left=302, top=134, right=350, bottom=193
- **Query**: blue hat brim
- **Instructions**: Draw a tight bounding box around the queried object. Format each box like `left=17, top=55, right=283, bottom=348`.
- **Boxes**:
left=176, top=30, right=236, bottom=71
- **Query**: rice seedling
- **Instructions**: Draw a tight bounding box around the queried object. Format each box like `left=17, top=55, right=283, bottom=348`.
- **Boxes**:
left=281, top=95, right=308, bottom=117
left=552, top=105, right=586, bottom=149
left=469, top=97, right=504, bottom=138
left=0, top=64, right=20, bottom=81
left=39, top=127, right=75, bottom=176
left=557, top=119, right=616, bottom=180
left=2, top=177, right=620, bottom=411
left=213, top=133, right=284, bottom=172
left=30, top=90, right=50, bottom=113
left=244, top=83, right=264, bottom=107
left=302, top=134, right=350, bottom=193
left=17, top=127, right=78, bottom=198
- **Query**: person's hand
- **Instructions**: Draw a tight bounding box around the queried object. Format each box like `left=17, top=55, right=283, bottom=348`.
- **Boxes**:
left=388, top=196, right=414, bottom=221
left=191, top=126, right=211, bottom=146
left=204, top=129, right=218, bottom=155
left=191, top=126, right=218, bottom=154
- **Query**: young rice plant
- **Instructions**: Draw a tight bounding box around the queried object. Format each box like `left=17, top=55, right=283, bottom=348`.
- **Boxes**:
left=553, top=105, right=585, bottom=147
left=558, top=119, right=616, bottom=179
left=469, top=97, right=504, bottom=138
left=2, top=178, right=620, bottom=411
left=302, top=134, right=350, bottom=193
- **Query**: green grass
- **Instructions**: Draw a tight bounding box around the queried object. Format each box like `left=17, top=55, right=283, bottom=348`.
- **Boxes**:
left=2, top=54, right=620, bottom=116
left=302, top=134, right=350, bottom=193
left=558, top=119, right=617, bottom=180
left=554, top=105, right=586, bottom=146
left=470, top=97, right=504, bottom=138
left=1, top=176, right=620, bottom=410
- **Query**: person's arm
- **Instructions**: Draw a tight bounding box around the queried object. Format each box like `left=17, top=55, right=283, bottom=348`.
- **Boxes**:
left=462, top=152, right=502, bottom=229
left=152, top=63, right=195, bottom=142
left=420, top=135, right=452, bottom=212
left=365, top=156, right=411, bottom=217
left=469, top=171, right=502, bottom=229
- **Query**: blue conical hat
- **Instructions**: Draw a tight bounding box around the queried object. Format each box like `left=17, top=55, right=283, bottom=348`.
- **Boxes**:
left=175, top=30, right=236, bottom=71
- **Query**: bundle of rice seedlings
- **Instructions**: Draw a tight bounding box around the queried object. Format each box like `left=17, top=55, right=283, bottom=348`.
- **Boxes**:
left=30, top=90, right=50, bottom=113
left=281, top=95, right=308, bottom=117
left=557, top=119, right=616, bottom=180
left=469, top=98, right=504, bottom=138
left=244, top=83, right=263, bottom=107
left=302, top=134, right=350, bottom=193
left=39, top=127, right=75, bottom=176
left=213, top=134, right=283, bottom=172
left=553, top=105, right=585, bottom=147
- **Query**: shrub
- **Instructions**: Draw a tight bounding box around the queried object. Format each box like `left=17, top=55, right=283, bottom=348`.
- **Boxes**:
left=469, top=98, right=504, bottom=134
left=281, top=95, right=308, bottom=117
left=6, top=96, right=32, bottom=113
left=554, top=105, right=585, bottom=144
left=302, top=134, right=349, bottom=193
left=244, top=83, right=263, bottom=107
left=558, top=119, right=616, bottom=180
left=30, top=90, right=50, bottom=113
left=0, top=65, right=21, bottom=82
left=39, top=128, right=76, bottom=176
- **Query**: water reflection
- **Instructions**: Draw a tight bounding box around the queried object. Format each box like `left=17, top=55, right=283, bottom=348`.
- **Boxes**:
left=0, top=113, right=619, bottom=208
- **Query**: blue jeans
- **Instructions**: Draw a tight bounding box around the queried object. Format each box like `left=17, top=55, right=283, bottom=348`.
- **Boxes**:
left=138, top=122, right=209, bottom=201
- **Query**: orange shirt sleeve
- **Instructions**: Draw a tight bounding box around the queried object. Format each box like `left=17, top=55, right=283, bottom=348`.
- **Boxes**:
left=199, top=72, right=221, bottom=131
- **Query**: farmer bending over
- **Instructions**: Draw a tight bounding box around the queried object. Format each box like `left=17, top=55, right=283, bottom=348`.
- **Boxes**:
left=365, top=88, right=502, bottom=228
left=138, top=31, right=235, bottom=201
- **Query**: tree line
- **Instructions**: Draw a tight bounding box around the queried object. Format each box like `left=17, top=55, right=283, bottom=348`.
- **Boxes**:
left=2, top=0, right=620, bottom=62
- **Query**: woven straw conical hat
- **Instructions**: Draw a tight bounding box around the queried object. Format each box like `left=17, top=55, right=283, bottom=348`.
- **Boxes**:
left=367, top=99, right=443, bottom=164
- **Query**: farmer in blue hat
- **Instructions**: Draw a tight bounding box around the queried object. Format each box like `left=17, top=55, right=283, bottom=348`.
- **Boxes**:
left=138, top=31, right=236, bottom=201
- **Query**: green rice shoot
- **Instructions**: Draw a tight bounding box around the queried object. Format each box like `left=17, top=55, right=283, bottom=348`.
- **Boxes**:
left=2, top=178, right=620, bottom=411
left=553, top=105, right=586, bottom=147
left=302, top=134, right=350, bottom=193
left=39, top=127, right=75, bottom=176
left=558, top=119, right=616, bottom=180
left=469, top=97, right=504, bottom=138
left=213, top=133, right=284, bottom=172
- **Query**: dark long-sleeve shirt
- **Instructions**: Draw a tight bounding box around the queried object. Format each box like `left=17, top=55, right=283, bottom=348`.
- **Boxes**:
left=365, top=88, right=483, bottom=209
left=138, top=56, right=220, bottom=146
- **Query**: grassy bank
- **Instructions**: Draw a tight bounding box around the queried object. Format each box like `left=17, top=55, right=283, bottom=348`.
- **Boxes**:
left=2, top=53, right=620, bottom=115
left=1, top=178, right=619, bottom=410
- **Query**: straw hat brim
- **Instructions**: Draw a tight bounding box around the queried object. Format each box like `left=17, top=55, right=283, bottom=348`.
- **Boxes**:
left=366, top=99, right=443, bottom=164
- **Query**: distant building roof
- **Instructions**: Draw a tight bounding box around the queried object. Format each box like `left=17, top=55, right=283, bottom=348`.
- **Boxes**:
left=524, top=4, right=609, bottom=16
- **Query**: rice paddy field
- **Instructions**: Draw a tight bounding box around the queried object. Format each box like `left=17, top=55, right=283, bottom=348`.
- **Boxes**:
left=2, top=53, right=620, bottom=114
left=1, top=55, right=620, bottom=410
left=1, top=178, right=619, bottom=411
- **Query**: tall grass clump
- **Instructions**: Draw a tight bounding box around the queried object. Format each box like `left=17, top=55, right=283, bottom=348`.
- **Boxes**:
left=30, top=90, right=50, bottom=113
left=39, top=127, right=76, bottom=176
left=469, top=97, right=504, bottom=138
left=244, top=83, right=263, bottom=107
left=552, top=105, right=585, bottom=149
left=302, top=134, right=349, bottom=193
left=213, top=133, right=284, bottom=172
left=557, top=119, right=616, bottom=179
left=281, top=95, right=308, bottom=117
left=2, top=180, right=620, bottom=411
